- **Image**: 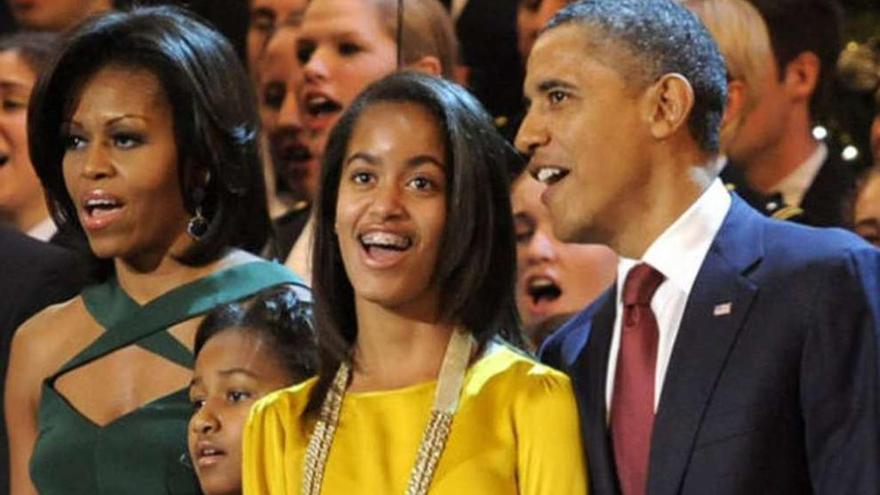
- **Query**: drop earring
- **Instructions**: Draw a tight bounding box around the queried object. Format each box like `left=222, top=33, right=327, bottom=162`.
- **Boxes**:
left=187, top=185, right=208, bottom=240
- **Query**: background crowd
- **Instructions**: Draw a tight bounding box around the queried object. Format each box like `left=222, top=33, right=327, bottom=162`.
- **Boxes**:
left=0, top=0, right=878, bottom=494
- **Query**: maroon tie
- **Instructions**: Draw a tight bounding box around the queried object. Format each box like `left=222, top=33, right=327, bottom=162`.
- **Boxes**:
left=611, top=263, right=665, bottom=495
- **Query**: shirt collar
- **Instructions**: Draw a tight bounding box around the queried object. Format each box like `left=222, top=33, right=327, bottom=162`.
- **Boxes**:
left=775, top=141, right=827, bottom=207
left=617, top=178, right=731, bottom=297
left=26, top=216, right=57, bottom=242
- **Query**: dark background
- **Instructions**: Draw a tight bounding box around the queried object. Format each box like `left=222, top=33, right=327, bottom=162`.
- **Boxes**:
left=0, top=0, right=875, bottom=165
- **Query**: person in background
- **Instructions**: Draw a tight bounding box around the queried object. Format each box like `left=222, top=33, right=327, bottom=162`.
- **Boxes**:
left=0, top=226, right=89, bottom=495
left=5, top=7, right=301, bottom=494
left=188, top=284, right=317, bottom=495
left=285, top=0, right=458, bottom=282
left=0, top=32, right=58, bottom=240
left=853, top=166, right=880, bottom=247
left=852, top=99, right=880, bottom=246
left=512, top=171, right=616, bottom=350
left=6, top=0, right=111, bottom=31
left=835, top=37, right=880, bottom=246
left=261, top=24, right=315, bottom=206
left=239, top=0, right=306, bottom=228
left=516, top=0, right=568, bottom=66
left=682, top=0, right=804, bottom=221
left=256, top=12, right=317, bottom=259
left=244, top=71, right=585, bottom=495
left=722, top=0, right=853, bottom=227
left=247, top=0, right=304, bottom=80
left=296, top=0, right=457, bottom=162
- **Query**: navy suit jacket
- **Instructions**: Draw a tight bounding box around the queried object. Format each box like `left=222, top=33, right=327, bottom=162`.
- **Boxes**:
left=541, top=195, right=880, bottom=494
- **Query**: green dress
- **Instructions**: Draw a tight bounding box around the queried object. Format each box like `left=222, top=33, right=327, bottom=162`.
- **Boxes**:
left=29, top=260, right=302, bottom=494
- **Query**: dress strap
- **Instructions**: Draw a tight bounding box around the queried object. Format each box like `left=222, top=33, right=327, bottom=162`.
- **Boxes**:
left=138, top=331, right=196, bottom=369
left=81, top=277, right=139, bottom=330
left=58, top=261, right=302, bottom=376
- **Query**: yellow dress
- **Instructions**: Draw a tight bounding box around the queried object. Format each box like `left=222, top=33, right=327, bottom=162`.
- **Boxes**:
left=243, top=345, right=588, bottom=495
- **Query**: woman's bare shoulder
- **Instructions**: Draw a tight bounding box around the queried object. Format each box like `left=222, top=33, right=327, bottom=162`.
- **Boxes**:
left=11, top=295, right=96, bottom=377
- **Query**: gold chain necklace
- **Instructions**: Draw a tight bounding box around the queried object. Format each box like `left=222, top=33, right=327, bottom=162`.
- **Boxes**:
left=302, top=329, right=475, bottom=495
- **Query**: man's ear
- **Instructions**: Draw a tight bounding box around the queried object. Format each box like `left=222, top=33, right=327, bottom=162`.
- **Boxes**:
left=643, top=73, right=695, bottom=140
left=782, top=51, right=820, bottom=102
left=407, top=55, right=443, bottom=77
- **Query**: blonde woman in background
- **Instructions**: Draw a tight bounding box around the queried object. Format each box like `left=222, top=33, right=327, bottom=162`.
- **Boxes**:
left=681, top=0, right=774, bottom=154
left=284, top=0, right=459, bottom=282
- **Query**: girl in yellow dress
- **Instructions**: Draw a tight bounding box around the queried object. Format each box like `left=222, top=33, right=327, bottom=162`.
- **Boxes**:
left=243, top=72, right=588, bottom=495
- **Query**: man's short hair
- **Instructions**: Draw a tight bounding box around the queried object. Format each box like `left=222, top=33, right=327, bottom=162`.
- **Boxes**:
left=545, top=0, right=727, bottom=152
left=749, top=0, right=842, bottom=121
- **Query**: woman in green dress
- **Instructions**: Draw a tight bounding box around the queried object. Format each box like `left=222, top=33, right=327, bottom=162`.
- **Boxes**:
left=5, top=7, right=303, bottom=494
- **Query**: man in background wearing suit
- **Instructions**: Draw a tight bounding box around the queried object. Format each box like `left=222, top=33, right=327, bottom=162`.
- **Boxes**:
left=0, top=226, right=88, bottom=494
left=516, top=1, right=880, bottom=494
left=722, top=0, right=853, bottom=227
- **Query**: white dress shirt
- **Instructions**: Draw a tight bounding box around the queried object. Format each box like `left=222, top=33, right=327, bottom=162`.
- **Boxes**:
left=605, top=179, right=731, bottom=416
left=26, top=216, right=57, bottom=242
left=775, top=141, right=827, bottom=208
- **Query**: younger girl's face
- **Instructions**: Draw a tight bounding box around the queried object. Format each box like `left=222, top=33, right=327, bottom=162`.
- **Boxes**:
left=188, top=330, right=292, bottom=495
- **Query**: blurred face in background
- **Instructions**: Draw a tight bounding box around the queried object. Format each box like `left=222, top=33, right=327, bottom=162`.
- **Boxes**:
left=7, top=0, right=111, bottom=31
left=0, top=49, right=47, bottom=232
left=259, top=26, right=319, bottom=201
left=723, top=53, right=794, bottom=178
left=295, top=0, right=398, bottom=161
left=516, top=0, right=567, bottom=63
left=854, top=170, right=880, bottom=248
left=247, top=0, right=307, bottom=76
left=512, top=175, right=617, bottom=349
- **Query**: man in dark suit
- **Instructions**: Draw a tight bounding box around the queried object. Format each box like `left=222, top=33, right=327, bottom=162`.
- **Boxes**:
left=0, top=226, right=89, bottom=494
left=515, top=1, right=880, bottom=494
left=722, top=0, right=853, bottom=228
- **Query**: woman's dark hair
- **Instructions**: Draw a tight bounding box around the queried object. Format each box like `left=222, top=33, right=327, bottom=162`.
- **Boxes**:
left=308, top=71, right=520, bottom=415
left=28, top=6, right=269, bottom=272
left=194, top=284, right=318, bottom=383
left=0, top=31, right=60, bottom=75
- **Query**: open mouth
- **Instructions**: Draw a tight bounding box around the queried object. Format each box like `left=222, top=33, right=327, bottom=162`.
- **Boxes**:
left=84, top=197, right=123, bottom=219
left=275, top=139, right=313, bottom=171
left=278, top=143, right=312, bottom=164
left=359, top=231, right=413, bottom=266
left=531, top=166, right=570, bottom=185
left=360, top=231, right=412, bottom=253
left=526, top=276, right=562, bottom=305
left=305, top=94, right=342, bottom=120
left=195, top=445, right=227, bottom=467
left=79, top=192, right=125, bottom=231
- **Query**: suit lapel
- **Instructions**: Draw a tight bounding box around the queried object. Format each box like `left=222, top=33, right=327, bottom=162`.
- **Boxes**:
left=568, top=289, right=620, bottom=495
left=646, top=197, right=762, bottom=495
